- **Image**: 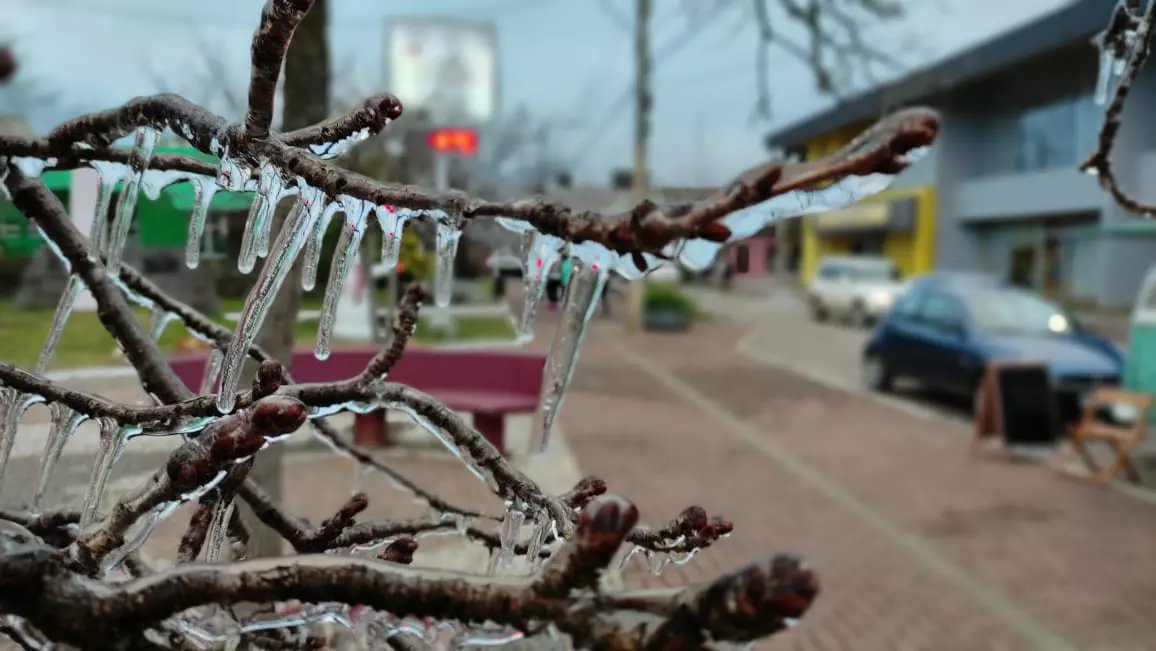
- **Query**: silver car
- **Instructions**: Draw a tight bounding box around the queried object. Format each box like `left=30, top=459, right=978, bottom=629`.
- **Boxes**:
left=807, top=256, right=906, bottom=327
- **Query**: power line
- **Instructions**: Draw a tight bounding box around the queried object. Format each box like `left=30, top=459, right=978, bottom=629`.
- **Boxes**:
left=563, top=3, right=733, bottom=173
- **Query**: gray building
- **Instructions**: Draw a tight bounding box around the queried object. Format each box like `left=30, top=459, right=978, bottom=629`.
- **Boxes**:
left=765, top=0, right=1156, bottom=309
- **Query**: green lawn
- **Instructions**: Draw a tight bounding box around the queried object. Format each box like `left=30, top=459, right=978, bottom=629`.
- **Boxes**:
left=0, top=295, right=516, bottom=371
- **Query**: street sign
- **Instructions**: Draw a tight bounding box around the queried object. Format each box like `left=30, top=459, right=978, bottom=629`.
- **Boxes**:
left=425, top=127, right=478, bottom=156
left=385, top=18, right=499, bottom=126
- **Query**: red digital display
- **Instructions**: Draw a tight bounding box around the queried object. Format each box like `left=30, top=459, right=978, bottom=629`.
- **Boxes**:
left=425, top=127, right=478, bottom=156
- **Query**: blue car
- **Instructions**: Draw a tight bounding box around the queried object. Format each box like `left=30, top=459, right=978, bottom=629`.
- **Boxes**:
left=861, top=272, right=1125, bottom=421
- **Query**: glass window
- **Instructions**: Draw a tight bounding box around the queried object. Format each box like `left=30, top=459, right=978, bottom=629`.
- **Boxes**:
left=1015, top=94, right=1101, bottom=173
left=917, top=292, right=965, bottom=326
left=960, top=288, right=1073, bottom=335
left=817, top=261, right=845, bottom=281
left=892, top=287, right=924, bottom=318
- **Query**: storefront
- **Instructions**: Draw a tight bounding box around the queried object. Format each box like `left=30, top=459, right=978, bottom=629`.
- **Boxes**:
left=799, top=186, right=936, bottom=284
left=970, top=214, right=1101, bottom=305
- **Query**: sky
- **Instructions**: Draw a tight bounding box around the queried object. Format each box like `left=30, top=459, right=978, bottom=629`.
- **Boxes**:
left=1, top=0, right=1075, bottom=189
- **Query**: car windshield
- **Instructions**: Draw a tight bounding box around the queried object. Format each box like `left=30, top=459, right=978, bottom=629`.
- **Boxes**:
left=961, top=288, right=1073, bottom=335
left=847, top=262, right=899, bottom=282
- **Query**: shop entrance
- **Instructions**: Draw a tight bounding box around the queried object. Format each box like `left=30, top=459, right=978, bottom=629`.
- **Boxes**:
left=848, top=233, right=886, bottom=256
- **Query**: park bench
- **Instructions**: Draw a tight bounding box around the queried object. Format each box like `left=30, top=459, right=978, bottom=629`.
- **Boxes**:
left=168, top=347, right=546, bottom=455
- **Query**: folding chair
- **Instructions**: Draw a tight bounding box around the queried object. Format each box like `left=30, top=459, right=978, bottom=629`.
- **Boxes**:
left=1062, top=387, right=1153, bottom=484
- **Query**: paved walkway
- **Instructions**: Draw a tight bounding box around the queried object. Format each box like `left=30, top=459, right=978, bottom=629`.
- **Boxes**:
left=554, top=312, right=1156, bottom=651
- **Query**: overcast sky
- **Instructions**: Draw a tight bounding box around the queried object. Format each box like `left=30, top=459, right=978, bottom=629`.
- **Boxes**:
left=2, top=0, right=1074, bottom=188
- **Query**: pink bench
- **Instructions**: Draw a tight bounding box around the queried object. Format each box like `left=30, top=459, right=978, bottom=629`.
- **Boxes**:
left=168, top=347, right=546, bottom=455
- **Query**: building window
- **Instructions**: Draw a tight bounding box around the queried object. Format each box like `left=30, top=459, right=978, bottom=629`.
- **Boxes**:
left=1015, top=94, right=1100, bottom=173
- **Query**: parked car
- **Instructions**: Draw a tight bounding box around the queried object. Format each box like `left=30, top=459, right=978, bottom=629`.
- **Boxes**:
left=808, top=255, right=906, bottom=326
left=861, top=272, right=1125, bottom=421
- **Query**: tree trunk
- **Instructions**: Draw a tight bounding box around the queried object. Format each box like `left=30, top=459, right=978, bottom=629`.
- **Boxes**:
left=240, top=0, right=330, bottom=558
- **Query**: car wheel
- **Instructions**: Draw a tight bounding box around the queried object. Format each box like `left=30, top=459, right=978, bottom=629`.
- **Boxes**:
left=810, top=298, right=828, bottom=322
left=862, top=352, right=894, bottom=392
left=848, top=301, right=869, bottom=328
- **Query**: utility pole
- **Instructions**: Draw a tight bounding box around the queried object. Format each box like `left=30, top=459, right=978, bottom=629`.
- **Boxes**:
left=625, top=0, right=651, bottom=331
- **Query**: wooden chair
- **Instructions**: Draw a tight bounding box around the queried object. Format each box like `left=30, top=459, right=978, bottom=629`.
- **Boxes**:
left=1059, top=387, right=1153, bottom=484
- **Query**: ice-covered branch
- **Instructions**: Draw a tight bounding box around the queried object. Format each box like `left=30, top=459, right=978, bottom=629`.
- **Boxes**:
left=0, top=497, right=817, bottom=650
left=280, top=93, right=403, bottom=155
left=71, top=395, right=307, bottom=571
left=245, top=0, right=316, bottom=141
left=1, top=169, right=192, bottom=403
left=1080, top=0, right=1156, bottom=215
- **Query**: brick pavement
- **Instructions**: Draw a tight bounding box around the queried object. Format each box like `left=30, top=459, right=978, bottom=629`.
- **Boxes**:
left=555, top=315, right=1156, bottom=651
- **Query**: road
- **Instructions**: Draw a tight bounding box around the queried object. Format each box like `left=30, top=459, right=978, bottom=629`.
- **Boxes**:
left=693, top=284, right=976, bottom=429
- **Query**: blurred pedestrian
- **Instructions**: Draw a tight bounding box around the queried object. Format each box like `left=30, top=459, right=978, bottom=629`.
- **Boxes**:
left=546, top=254, right=573, bottom=310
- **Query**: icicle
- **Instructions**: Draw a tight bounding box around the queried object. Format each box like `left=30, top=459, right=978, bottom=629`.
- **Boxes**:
left=214, top=144, right=252, bottom=192
left=34, top=275, right=83, bottom=374
left=432, top=212, right=464, bottom=307
left=238, top=160, right=284, bottom=274
left=514, top=229, right=562, bottom=343
left=203, top=497, right=236, bottom=563
left=140, top=168, right=194, bottom=199
left=216, top=185, right=325, bottom=413
left=102, top=470, right=227, bottom=573
left=617, top=544, right=644, bottom=570
left=302, top=199, right=342, bottom=291
left=200, top=348, right=225, bottom=395
left=373, top=204, right=408, bottom=267
left=148, top=306, right=174, bottom=341
left=106, top=127, right=160, bottom=275
left=88, top=161, right=127, bottom=253
left=531, top=245, right=613, bottom=454
left=497, top=502, right=526, bottom=568
left=314, top=196, right=371, bottom=361
left=525, top=509, right=550, bottom=561
left=309, top=127, right=373, bottom=159
left=79, top=419, right=127, bottom=528
left=185, top=176, right=219, bottom=269
left=648, top=551, right=671, bottom=575
left=0, top=392, right=44, bottom=493
left=32, top=403, right=86, bottom=509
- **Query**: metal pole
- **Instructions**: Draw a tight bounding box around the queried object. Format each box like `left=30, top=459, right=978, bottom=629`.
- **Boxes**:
left=625, top=0, right=651, bottom=331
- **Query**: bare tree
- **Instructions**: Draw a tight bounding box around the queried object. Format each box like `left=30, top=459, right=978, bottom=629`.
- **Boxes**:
left=0, top=1, right=941, bottom=648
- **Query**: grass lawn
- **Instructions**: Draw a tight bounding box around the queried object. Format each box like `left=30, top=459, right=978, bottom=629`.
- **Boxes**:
left=0, top=293, right=516, bottom=371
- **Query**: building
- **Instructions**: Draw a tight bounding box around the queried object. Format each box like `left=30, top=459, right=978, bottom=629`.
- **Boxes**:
left=764, top=0, right=1156, bottom=308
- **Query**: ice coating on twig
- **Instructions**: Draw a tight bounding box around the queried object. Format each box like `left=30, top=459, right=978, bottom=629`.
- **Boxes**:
left=309, top=126, right=372, bottom=159
left=106, top=127, right=159, bottom=275
left=203, top=497, right=236, bottom=563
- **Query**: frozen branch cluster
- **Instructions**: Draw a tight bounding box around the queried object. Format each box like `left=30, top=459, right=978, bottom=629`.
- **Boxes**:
left=0, top=0, right=948, bottom=648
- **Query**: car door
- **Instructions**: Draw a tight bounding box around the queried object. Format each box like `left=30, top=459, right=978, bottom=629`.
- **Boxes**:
left=877, top=285, right=926, bottom=376
left=909, top=291, right=970, bottom=393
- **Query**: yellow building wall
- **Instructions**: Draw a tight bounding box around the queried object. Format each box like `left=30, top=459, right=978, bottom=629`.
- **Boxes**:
left=798, top=125, right=937, bottom=286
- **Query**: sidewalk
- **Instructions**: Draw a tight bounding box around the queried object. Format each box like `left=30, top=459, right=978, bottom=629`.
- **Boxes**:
left=556, top=316, right=1156, bottom=651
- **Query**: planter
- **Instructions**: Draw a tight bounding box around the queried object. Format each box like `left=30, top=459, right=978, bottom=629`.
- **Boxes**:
left=644, top=307, right=692, bottom=332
